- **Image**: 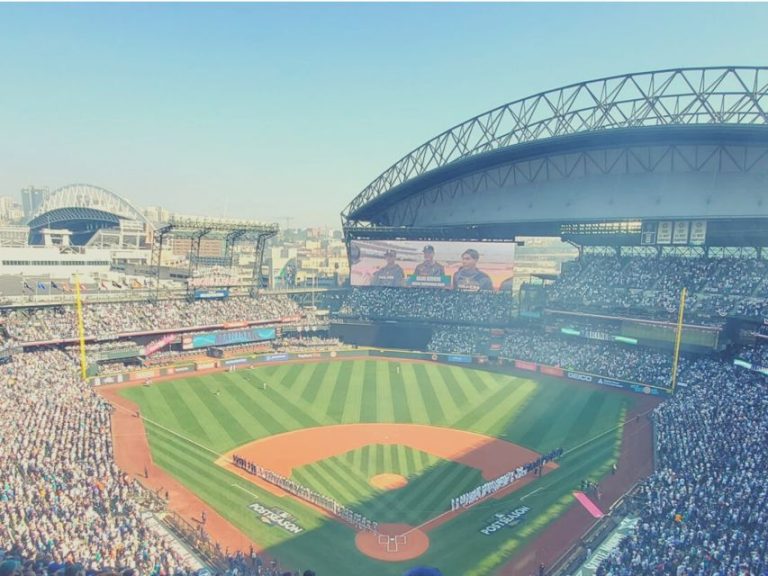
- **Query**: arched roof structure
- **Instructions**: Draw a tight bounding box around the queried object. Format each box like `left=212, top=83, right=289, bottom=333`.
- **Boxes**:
left=343, top=66, right=768, bottom=233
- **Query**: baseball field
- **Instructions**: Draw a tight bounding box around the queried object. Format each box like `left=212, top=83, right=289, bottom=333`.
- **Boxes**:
left=116, top=359, right=636, bottom=575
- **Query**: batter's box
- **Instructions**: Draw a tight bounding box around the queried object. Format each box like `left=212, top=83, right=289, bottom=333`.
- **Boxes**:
left=378, top=533, right=407, bottom=552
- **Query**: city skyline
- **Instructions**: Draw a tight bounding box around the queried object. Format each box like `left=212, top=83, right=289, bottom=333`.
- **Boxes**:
left=1, top=3, right=766, bottom=227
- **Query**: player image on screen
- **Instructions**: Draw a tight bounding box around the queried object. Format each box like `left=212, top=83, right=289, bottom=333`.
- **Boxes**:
left=452, top=248, right=493, bottom=292
left=414, top=245, right=445, bottom=277
left=372, top=249, right=405, bottom=287
left=407, top=244, right=450, bottom=288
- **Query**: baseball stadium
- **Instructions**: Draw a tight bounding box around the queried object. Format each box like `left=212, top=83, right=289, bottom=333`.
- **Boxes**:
left=2, top=66, right=768, bottom=576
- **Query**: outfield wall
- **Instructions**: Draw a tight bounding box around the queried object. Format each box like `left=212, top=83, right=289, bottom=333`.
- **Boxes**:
left=90, top=348, right=668, bottom=397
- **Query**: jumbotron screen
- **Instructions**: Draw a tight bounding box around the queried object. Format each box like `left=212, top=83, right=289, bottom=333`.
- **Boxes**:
left=349, top=240, right=516, bottom=292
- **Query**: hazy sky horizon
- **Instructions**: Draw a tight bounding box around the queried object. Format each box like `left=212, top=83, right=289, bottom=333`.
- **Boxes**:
left=1, top=2, right=766, bottom=228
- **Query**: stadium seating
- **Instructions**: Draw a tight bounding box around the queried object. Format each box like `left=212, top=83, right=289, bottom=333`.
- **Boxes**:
left=547, top=255, right=768, bottom=320
left=3, top=295, right=319, bottom=344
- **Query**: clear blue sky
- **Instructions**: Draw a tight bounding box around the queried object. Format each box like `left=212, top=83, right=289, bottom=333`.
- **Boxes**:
left=0, top=2, right=766, bottom=227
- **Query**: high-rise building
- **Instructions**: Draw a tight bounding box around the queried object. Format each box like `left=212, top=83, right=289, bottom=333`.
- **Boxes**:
left=20, top=186, right=50, bottom=219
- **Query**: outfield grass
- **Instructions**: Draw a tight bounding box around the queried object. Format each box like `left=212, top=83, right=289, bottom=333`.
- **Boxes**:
left=121, top=359, right=632, bottom=576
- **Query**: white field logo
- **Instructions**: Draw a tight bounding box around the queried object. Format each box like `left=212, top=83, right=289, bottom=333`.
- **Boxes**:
left=249, top=502, right=303, bottom=534
left=480, top=506, right=530, bottom=535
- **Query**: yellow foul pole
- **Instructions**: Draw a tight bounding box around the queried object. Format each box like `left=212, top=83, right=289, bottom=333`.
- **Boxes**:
left=670, top=287, right=687, bottom=394
left=74, top=275, right=87, bottom=381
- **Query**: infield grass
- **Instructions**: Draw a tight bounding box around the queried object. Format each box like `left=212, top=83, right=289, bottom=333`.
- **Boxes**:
left=121, top=359, right=633, bottom=576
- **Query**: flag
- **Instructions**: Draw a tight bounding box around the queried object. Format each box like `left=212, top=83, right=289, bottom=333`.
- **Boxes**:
left=100, top=281, right=109, bottom=290
left=23, top=281, right=32, bottom=291
left=62, top=282, right=72, bottom=293
left=131, top=279, right=142, bottom=289
left=51, top=281, right=59, bottom=290
left=111, top=280, right=122, bottom=289
left=37, top=282, right=47, bottom=291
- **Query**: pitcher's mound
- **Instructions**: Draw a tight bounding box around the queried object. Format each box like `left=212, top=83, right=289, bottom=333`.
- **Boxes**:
left=356, top=523, right=429, bottom=562
left=370, top=473, right=408, bottom=490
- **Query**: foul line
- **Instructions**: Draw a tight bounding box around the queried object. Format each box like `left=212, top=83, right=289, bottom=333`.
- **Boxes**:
left=110, top=398, right=221, bottom=459
left=231, top=483, right=261, bottom=500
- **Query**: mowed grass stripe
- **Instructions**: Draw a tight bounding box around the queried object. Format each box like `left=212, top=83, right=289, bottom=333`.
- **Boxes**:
left=388, top=372, right=413, bottom=422
left=562, top=393, right=616, bottom=447
left=314, top=362, right=342, bottom=418
left=447, top=367, right=494, bottom=407
left=464, top=367, right=491, bottom=394
left=227, top=371, right=309, bottom=428
left=465, top=379, right=538, bottom=437
left=156, top=381, right=212, bottom=443
left=326, top=363, right=353, bottom=423
left=418, top=364, right=460, bottom=422
left=514, top=383, right=583, bottom=448
left=392, top=445, right=402, bottom=473
left=125, top=383, right=184, bottom=431
left=301, top=362, right=329, bottom=404
left=532, top=388, right=598, bottom=450
left=427, top=366, right=465, bottom=422
left=287, top=363, right=320, bottom=396
left=375, top=362, right=396, bottom=423
left=232, top=372, right=327, bottom=429
left=437, top=365, right=469, bottom=413
left=451, top=383, right=527, bottom=432
left=254, top=378, right=329, bottom=428
left=341, top=361, right=365, bottom=423
left=313, top=458, right=370, bottom=504
left=367, top=442, right=377, bottom=476
left=223, top=380, right=292, bottom=437
left=185, top=374, right=251, bottom=446
left=359, top=362, right=378, bottom=423
left=352, top=446, right=370, bottom=471
left=401, top=363, right=431, bottom=425
left=266, top=363, right=297, bottom=388
left=403, top=445, right=416, bottom=476
left=375, top=444, right=386, bottom=471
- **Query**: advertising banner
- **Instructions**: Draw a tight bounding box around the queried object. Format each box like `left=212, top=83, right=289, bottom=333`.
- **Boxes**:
left=143, top=334, right=177, bottom=357
left=184, top=327, right=277, bottom=350
left=446, top=354, right=473, bottom=364
left=193, top=288, right=230, bottom=300
left=539, top=365, right=564, bottom=377
left=514, top=360, right=538, bottom=371
left=350, top=239, right=516, bottom=292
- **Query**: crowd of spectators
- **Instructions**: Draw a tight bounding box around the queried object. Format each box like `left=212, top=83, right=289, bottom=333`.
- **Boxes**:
left=735, top=341, right=768, bottom=369
left=427, top=327, right=490, bottom=355
left=596, top=358, right=768, bottom=576
left=501, top=330, right=675, bottom=386
left=339, top=287, right=513, bottom=325
left=548, top=255, right=768, bottom=319
left=2, top=296, right=318, bottom=344
left=0, top=350, right=189, bottom=574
